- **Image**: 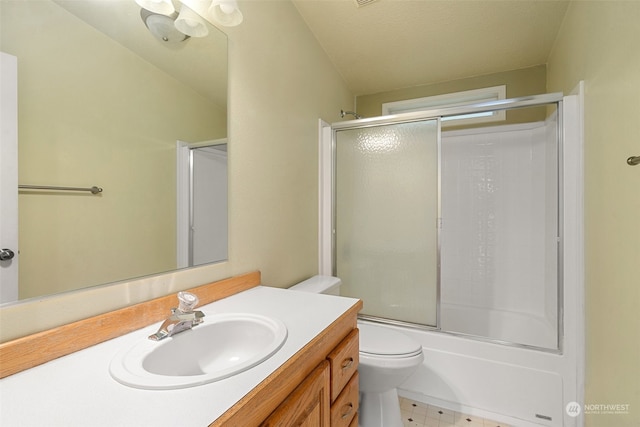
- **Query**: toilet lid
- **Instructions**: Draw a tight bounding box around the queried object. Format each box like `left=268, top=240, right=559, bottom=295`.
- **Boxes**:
left=358, top=323, right=422, bottom=357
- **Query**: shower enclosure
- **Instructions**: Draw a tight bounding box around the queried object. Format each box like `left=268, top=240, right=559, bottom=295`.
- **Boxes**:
left=320, top=91, right=583, bottom=426
left=333, top=95, right=560, bottom=351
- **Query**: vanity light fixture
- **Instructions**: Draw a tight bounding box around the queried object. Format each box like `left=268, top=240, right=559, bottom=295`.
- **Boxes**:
left=137, top=0, right=243, bottom=43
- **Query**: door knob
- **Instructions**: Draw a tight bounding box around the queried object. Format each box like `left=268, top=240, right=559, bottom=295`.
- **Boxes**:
left=0, top=249, right=15, bottom=261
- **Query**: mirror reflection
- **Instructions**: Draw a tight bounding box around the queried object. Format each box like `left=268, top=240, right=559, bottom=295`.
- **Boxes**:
left=0, top=0, right=228, bottom=303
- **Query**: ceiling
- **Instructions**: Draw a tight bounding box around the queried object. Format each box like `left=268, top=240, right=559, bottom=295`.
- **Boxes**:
left=292, top=0, right=570, bottom=96
left=51, top=0, right=570, bottom=104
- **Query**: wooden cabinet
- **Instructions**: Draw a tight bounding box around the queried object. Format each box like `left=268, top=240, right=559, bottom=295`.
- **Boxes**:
left=262, top=328, right=360, bottom=427
left=261, top=361, right=331, bottom=427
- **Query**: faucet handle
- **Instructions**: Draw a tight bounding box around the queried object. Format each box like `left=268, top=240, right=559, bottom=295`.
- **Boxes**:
left=177, top=291, right=199, bottom=313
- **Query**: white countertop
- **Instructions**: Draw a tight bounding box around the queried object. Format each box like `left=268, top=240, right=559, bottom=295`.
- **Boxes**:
left=0, top=286, right=359, bottom=427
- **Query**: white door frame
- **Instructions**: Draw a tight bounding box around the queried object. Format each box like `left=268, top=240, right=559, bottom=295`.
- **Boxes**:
left=318, top=119, right=332, bottom=276
left=0, top=51, right=19, bottom=303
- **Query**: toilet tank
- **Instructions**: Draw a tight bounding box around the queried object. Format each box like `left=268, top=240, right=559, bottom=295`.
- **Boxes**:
left=289, top=275, right=342, bottom=295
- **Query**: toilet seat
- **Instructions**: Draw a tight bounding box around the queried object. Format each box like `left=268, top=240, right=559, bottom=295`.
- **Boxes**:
left=358, top=322, right=422, bottom=358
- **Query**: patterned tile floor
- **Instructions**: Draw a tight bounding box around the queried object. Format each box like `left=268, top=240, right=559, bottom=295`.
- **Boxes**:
left=400, top=397, right=512, bottom=427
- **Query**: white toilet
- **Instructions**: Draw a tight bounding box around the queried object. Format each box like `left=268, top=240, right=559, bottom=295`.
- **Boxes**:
left=290, top=276, right=424, bottom=427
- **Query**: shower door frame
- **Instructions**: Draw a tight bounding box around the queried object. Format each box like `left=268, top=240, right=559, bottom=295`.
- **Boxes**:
left=326, top=92, right=566, bottom=353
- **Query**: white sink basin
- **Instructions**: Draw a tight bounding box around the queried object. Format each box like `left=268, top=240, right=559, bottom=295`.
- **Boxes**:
left=109, top=313, right=287, bottom=390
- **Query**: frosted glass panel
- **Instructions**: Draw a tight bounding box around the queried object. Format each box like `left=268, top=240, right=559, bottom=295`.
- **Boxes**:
left=440, top=113, right=559, bottom=349
left=335, top=119, right=439, bottom=326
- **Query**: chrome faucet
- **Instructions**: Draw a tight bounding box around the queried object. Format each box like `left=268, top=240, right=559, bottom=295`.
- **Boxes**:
left=148, top=291, right=205, bottom=341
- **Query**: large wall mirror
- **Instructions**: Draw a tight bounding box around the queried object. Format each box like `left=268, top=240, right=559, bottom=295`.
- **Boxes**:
left=0, top=0, right=228, bottom=304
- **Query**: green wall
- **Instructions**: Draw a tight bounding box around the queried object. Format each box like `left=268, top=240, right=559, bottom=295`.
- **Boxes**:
left=547, top=2, right=640, bottom=426
left=356, top=65, right=547, bottom=126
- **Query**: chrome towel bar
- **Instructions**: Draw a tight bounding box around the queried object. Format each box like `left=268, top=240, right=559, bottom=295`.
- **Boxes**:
left=627, top=156, right=640, bottom=166
left=18, top=185, right=103, bottom=194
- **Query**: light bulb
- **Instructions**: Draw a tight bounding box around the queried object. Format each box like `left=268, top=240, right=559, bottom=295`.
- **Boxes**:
left=175, top=4, right=209, bottom=38
left=219, top=3, right=235, bottom=14
left=135, top=0, right=175, bottom=16
left=208, top=0, right=243, bottom=27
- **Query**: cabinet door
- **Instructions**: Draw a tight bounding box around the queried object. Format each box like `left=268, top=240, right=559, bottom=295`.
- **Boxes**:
left=261, top=361, right=330, bottom=427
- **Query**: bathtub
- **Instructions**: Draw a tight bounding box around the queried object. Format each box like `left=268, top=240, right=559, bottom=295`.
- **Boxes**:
left=359, top=318, right=578, bottom=427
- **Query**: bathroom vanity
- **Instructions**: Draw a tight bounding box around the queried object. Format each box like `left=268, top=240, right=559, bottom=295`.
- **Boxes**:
left=0, top=272, right=362, bottom=426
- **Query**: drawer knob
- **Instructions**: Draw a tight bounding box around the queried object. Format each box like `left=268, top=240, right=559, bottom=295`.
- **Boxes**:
left=341, top=357, right=354, bottom=370
left=340, top=402, right=354, bottom=419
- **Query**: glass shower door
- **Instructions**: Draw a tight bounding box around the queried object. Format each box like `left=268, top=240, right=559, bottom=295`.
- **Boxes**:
left=334, top=118, right=439, bottom=327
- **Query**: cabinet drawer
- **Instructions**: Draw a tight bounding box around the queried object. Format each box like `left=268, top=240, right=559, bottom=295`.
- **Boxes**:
left=327, top=328, right=359, bottom=402
left=330, top=371, right=359, bottom=427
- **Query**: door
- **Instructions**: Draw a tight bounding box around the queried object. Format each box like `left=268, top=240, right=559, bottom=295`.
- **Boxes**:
left=191, top=144, right=228, bottom=266
left=260, top=361, right=330, bottom=427
left=176, top=140, right=228, bottom=268
left=333, top=117, right=440, bottom=327
left=0, top=51, right=19, bottom=303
